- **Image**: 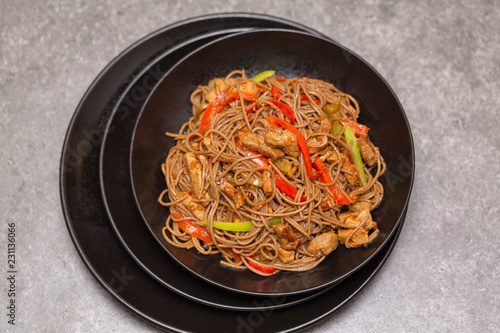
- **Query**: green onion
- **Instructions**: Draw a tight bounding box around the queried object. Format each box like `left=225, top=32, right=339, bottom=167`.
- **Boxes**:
left=269, top=217, right=282, bottom=227
left=331, top=120, right=343, bottom=135
left=208, top=79, right=215, bottom=88
left=199, top=220, right=253, bottom=232
left=344, top=124, right=367, bottom=184
left=247, top=177, right=264, bottom=187
left=252, top=70, right=275, bottom=83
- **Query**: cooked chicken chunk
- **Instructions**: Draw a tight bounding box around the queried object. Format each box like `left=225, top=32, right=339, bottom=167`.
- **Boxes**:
left=272, top=223, right=300, bottom=250
left=349, top=201, right=372, bottom=212
left=264, top=129, right=299, bottom=157
left=238, top=128, right=284, bottom=161
left=307, top=118, right=332, bottom=154
left=184, top=152, right=204, bottom=199
left=357, top=134, right=378, bottom=167
left=339, top=204, right=378, bottom=231
left=338, top=228, right=370, bottom=248
left=307, top=232, right=339, bottom=258
left=205, top=78, right=236, bottom=102
left=325, top=151, right=347, bottom=164
left=262, top=171, right=273, bottom=196
left=307, top=135, right=328, bottom=154
left=214, top=77, right=235, bottom=96
left=343, top=157, right=359, bottom=186
left=220, top=178, right=244, bottom=209
left=178, top=191, right=206, bottom=220
left=238, top=80, right=258, bottom=96
left=278, top=248, right=295, bottom=263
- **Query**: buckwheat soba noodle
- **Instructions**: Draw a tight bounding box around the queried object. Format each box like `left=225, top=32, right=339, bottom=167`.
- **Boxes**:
left=158, top=70, right=386, bottom=276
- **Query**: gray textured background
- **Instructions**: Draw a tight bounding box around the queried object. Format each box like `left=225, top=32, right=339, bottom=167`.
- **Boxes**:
left=1, top=0, right=499, bottom=332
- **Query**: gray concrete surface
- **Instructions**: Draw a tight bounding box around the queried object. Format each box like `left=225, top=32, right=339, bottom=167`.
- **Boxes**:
left=1, top=0, right=499, bottom=332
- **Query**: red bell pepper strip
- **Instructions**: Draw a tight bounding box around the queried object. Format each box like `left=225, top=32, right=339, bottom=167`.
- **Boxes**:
left=225, top=248, right=241, bottom=264
left=271, top=86, right=281, bottom=99
left=341, top=118, right=369, bottom=137
left=268, top=100, right=296, bottom=123
left=276, top=76, right=287, bottom=83
left=312, top=158, right=355, bottom=205
left=199, top=89, right=259, bottom=135
left=235, top=138, right=306, bottom=202
left=266, top=117, right=316, bottom=180
left=246, top=105, right=258, bottom=115
left=172, top=213, right=213, bottom=243
left=300, top=94, right=320, bottom=105
left=247, top=257, right=276, bottom=274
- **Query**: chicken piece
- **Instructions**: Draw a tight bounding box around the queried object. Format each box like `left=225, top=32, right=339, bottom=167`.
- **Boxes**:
left=214, top=78, right=236, bottom=96
left=220, top=178, right=244, bottom=209
left=307, top=135, right=328, bottom=154
left=317, top=118, right=332, bottom=134
left=343, top=157, right=359, bottom=186
left=184, top=152, right=204, bottom=199
left=264, top=129, right=299, bottom=157
left=278, top=248, right=295, bottom=263
left=178, top=191, right=206, bottom=220
left=307, top=118, right=333, bottom=154
left=205, top=78, right=236, bottom=102
left=357, top=134, right=378, bottom=167
left=306, top=232, right=339, bottom=258
left=272, top=223, right=300, bottom=250
left=338, top=228, right=370, bottom=248
left=339, top=207, right=371, bottom=228
left=262, top=171, right=273, bottom=196
left=326, top=151, right=347, bottom=164
left=349, top=201, right=372, bottom=212
left=238, top=80, right=258, bottom=96
left=238, top=128, right=284, bottom=161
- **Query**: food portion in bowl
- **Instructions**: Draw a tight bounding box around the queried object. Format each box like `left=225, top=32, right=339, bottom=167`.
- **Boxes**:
left=157, top=70, right=386, bottom=276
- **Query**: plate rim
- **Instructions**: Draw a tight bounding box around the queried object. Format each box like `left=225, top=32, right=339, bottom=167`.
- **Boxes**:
left=60, top=12, right=412, bottom=332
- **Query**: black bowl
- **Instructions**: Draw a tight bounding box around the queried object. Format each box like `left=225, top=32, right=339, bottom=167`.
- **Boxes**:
left=130, top=28, right=414, bottom=296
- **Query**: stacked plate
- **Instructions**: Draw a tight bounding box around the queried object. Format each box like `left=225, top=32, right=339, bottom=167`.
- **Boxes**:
left=60, top=13, right=414, bottom=332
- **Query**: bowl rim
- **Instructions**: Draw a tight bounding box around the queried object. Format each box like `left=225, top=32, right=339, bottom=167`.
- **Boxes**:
left=129, top=27, right=415, bottom=296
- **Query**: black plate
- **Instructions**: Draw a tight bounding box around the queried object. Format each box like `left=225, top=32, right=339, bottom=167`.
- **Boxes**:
left=98, top=28, right=332, bottom=310
left=60, top=13, right=411, bottom=332
left=131, top=28, right=415, bottom=296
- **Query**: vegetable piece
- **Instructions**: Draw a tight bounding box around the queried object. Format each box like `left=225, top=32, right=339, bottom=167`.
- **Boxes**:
left=269, top=100, right=296, bottom=122
left=269, top=217, right=282, bottom=227
left=341, top=118, right=369, bottom=137
left=343, top=124, right=367, bottom=184
left=300, top=94, right=320, bottom=104
left=172, top=213, right=213, bottom=243
left=246, top=257, right=276, bottom=274
left=331, top=121, right=343, bottom=135
left=266, top=117, right=316, bottom=180
left=312, top=158, right=355, bottom=205
left=252, top=70, right=275, bottom=82
left=225, top=249, right=241, bottom=263
left=271, top=86, right=281, bottom=99
left=274, top=159, right=295, bottom=178
left=235, top=138, right=306, bottom=202
left=276, top=76, right=287, bottom=82
left=246, top=105, right=258, bottom=115
left=323, top=100, right=341, bottom=119
left=199, top=89, right=227, bottom=135
left=247, top=177, right=264, bottom=187
left=199, top=220, right=253, bottom=232
left=199, top=89, right=258, bottom=135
